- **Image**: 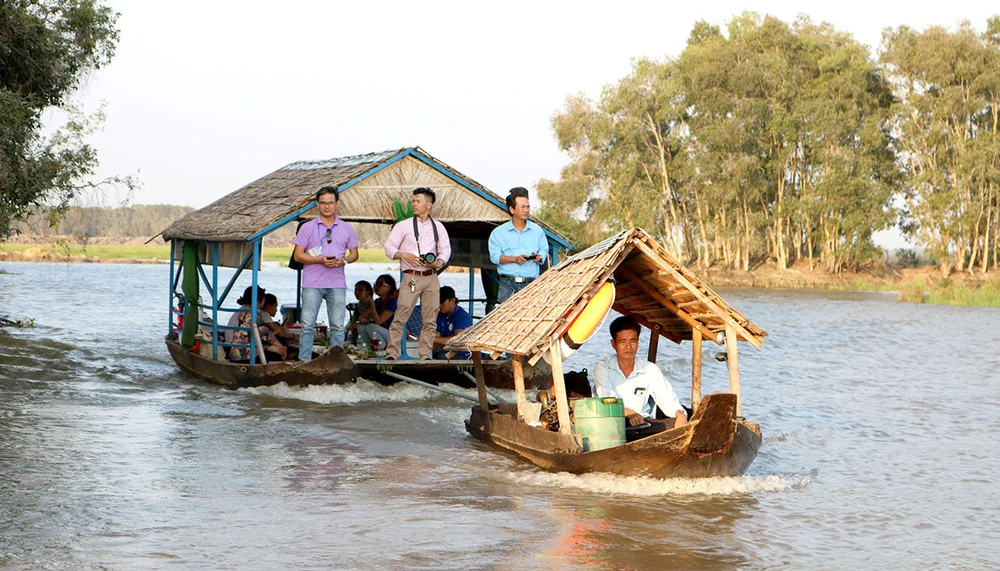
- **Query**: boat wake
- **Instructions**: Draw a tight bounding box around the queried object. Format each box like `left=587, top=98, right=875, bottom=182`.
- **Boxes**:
left=239, top=379, right=464, bottom=404
left=507, top=470, right=813, bottom=497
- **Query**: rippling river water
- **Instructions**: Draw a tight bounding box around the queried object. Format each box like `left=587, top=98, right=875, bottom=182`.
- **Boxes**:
left=1, top=262, right=998, bottom=570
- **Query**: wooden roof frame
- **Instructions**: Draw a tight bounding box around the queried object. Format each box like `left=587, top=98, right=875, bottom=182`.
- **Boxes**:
left=158, top=146, right=571, bottom=251
left=447, top=228, right=767, bottom=366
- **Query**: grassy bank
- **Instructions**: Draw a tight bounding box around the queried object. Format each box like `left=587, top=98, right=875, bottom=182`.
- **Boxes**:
left=895, top=277, right=1000, bottom=307
left=0, top=243, right=392, bottom=264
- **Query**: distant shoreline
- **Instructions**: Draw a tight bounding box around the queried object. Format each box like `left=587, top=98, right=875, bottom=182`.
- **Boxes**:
left=2, top=241, right=997, bottom=306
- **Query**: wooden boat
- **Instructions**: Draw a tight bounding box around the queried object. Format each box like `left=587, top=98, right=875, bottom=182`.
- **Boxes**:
left=447, top=228, right=769, bottom=479
left=166, top=339, right=357, bottom=389
left=467, top=393, right=761, bottom=478
left=156, top=147, right=571, bottom=390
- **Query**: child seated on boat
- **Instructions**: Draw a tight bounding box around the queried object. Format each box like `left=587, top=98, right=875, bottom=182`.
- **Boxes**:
left=346, top=280, right=375, bottom=345
left=262, top=293, right=297, bottom=360
left=225, top=286, right=288, bottom=363
left=355, top=274, right=397, bottom=350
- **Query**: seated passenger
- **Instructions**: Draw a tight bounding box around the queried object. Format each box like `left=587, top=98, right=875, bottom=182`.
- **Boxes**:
left=356, top=274, right=397, bottom=350
left=346, top=280, right=375, bottom=345
left=261, top=293, right=297, bottom=361
left=432, top=286, right=473, bottom=359
left=225, top=286, right=265, bottom=362
left=591, top=316, right=688, bottom=441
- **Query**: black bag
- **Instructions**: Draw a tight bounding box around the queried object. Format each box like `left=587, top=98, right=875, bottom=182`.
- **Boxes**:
left=288, top=218, right=307, bottom=270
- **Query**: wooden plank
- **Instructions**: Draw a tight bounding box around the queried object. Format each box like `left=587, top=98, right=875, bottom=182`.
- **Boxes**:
left=725, top=324, right=742, bottom=417
left=692, top=327, right=702, bottom=413
left=647, top=324, right=660, bottom=362
left=473, top=352, right=489, bottom=412
left=548, top=334, right=572, bottom=435
left=511, top=355, right=528, bottom=421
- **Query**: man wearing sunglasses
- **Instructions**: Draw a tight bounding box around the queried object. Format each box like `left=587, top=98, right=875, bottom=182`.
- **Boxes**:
left=293, top=186, right=359, bottom=360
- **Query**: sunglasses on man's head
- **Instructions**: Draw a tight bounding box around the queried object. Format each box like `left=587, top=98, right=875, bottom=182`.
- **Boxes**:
left=324, top=228, right=332, bottom=244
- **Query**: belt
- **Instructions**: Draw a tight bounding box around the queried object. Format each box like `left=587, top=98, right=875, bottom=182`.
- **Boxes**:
left=403, top=269, right=434, bottom=276
left=500, top=275, right=533, bottom=284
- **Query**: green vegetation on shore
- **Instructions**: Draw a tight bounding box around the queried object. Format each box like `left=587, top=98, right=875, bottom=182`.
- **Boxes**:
left=896, top=278, right=1000, bottom=308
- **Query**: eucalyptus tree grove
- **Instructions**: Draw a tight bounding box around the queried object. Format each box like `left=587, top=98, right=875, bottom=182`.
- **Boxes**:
left=541, top=12, right=1000, bottom=275
left=881, top=18, right=1000, bottom=275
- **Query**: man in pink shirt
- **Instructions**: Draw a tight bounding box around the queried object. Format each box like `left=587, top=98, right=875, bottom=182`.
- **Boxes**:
left=383, top=188, right=451, bottom=360
left=293, top=186, right=359, bottom=360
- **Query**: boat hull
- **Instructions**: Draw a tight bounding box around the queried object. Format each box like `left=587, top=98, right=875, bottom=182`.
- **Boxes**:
left=167, top=340, right=549, bottom=390
left=166, top=339, right=359, bottom=389
left=465, top=392, right=761, bottom=478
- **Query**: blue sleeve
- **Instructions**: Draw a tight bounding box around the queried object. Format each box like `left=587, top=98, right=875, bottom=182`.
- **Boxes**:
left=488, top=227, right=503, bottom=266
left=537, top=227, right=549, bottom=263
left=455, top=307, right=473, bottom=330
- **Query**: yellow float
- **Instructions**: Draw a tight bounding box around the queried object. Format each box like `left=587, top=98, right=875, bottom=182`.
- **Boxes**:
left=544, top=281, right=616, bottom=363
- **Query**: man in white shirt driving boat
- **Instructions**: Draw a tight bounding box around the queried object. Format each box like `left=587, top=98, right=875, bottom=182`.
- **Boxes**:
left=592, top=316, right=688, bottom=440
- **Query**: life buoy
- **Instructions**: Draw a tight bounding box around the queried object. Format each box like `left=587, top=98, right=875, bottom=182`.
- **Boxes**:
left=544, top=282, right=616, bottom=363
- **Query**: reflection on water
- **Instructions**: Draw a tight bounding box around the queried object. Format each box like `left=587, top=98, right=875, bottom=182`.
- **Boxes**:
left=1, top=262, right=999, bottom=569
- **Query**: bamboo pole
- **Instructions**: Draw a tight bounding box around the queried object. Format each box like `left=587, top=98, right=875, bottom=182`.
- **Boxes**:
left=725, top=324, right=741, bottom=417
left=251, top=326, right=268, bottom=365
left=647, top=324, right=660, bottom=362
left=692, top=326, right=702, bottom=413
left=511, top=355, right=528, bottom=421
left=472, top=352, right=489, bottom=412
left=548, top=336, right=572, bottom=435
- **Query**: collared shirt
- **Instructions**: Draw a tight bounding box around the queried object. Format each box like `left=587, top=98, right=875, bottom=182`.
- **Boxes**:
left=436, top=304, right=473, bottom=338
left=437, top=305, right=472, bottom=358
left=488, top=220, right=548, bottom=278
left=384, top=216, right=451, bottom=272
left=591, top=355, right=684, bottom=418
left=293, top=216, right=358, bottom=289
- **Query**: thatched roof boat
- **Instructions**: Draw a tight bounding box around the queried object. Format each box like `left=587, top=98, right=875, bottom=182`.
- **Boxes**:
left=161, top=147, right=568, bottom=389
left=447, top=228, right=768, bottom=478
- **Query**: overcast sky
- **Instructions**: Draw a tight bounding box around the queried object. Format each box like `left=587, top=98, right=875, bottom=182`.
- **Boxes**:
left=75, top=1, right=997, bottom=242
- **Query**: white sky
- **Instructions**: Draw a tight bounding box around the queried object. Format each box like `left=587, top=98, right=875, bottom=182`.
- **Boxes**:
left=76, top=1, right=996, bottom=245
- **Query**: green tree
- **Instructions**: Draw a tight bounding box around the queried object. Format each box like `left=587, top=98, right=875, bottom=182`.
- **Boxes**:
left=0, top=0, right=121, bottom=241
left=881, top=18, right=1000, bottom=275
left=542, top=12, right=896, bottom=272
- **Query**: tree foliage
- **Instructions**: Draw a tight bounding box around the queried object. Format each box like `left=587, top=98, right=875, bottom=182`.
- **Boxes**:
left=541, top=12, right=1000, bottom=275
left=881, top=17, right=1000, bottom=275
left=0, top=0, right=121, bottom=241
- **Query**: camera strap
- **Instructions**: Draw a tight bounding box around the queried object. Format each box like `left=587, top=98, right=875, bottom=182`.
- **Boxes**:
left=412, top=216, right=439, bottom=258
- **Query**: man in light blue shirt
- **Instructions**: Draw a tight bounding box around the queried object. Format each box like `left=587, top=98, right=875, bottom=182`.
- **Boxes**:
left=488, top=187, right=549, bottom=303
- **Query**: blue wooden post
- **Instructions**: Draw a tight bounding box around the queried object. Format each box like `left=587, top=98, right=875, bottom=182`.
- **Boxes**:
left=468, top=267, right=476, bottom=316
left=212, top=243, right=219, bottom=360
left=249, top=241, right=260, bottom=365
left=168, top=240, right=176, bottom=336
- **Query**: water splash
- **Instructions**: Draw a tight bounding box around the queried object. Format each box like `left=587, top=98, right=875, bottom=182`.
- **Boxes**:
left=240, top=379, right=451, bottom=404
left=507, top=470, right=812, bottom=497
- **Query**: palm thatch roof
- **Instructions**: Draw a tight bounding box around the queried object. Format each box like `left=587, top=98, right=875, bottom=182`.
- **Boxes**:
left=158, top=147, right=571, bottom=247
left=446, top=228, right=767, bottom=364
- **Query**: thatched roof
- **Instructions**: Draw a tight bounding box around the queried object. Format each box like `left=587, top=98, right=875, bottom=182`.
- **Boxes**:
left=158, top=147, right=571, bottom=247
left=446, top=228, right=767, bottom=363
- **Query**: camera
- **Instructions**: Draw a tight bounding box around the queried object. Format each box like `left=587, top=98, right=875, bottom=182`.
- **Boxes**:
left=346, top=303, right=359, bottom=312
left=420, top=252, right=437, bottom=264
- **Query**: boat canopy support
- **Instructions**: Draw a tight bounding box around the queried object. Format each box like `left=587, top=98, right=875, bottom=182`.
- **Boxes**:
left=167, top=237, right=265, bottom=365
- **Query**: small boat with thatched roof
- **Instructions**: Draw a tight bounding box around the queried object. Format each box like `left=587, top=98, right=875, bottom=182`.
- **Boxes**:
left=445, top=228, right=768, bottom=478
left=157, top=147, right=570, bottom=390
